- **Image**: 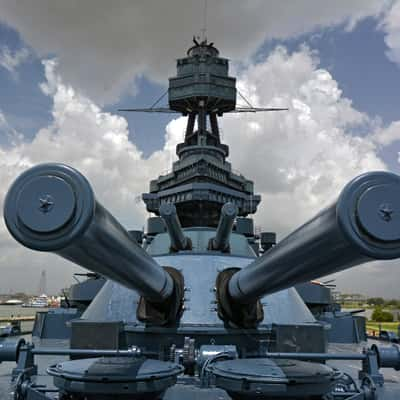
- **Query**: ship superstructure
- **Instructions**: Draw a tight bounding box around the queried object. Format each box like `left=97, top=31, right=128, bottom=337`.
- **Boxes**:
left=143, top=39, right=260, bottom=227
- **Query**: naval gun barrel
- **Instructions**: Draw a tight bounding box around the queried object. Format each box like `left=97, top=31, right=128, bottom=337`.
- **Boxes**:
left=4, top=163, right=174, bottom=303
left=228, top=171, right=400, bottom=304
left=210, top=202, right=238, bottom=251
left=159, top=203, right=191, bottom=251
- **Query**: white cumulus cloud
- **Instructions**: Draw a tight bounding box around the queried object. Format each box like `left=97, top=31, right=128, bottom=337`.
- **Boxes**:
left=0, top=46, right=29, bottom=77
left=221, top=46, right=385, bottom=235
left=0, top=45, right=398, bottom=296
left=0, top=109, right=24, bottom=146
left=373, top=120, right=400, bottom=145
left=381, top=0, right=400, bottom=67
left=0, top=0, right=388, bottom=104
left=0, top=59, right=181, bottom=293
left=217, top=46, right=400, bottom=296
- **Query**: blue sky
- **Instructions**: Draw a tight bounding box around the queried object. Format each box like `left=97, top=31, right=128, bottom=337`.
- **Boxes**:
left=1, top=1, right=400, bottom=296
left=0, top=23, right=51, bottom=141
left=1, top=12, right=399, bottom=159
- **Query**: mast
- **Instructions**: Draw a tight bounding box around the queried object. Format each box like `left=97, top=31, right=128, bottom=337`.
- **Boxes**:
left=142, top=39, right=261, bottom=227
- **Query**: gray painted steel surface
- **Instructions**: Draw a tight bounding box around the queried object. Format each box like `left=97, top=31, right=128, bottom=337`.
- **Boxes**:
left=32, top=308, right=80, bottom=339
left=68, top=276, right=105, bottom=306
left=143, top=40, right=260, bottom=226
left=295, top=282, right=332, bottom=305
left=48, top=357, right=184, bottom=396
left=82, top=254, right=315, bottom=326
left=228, top=171, right=400, bottom=304
left=0, top=337, right=25, bottom=362
left=211, top=202, right=238, bottom=251
left=4, top=163, right=173, bottom=303
left=160, top=203, right=190, bottom=250
left=208, top=358, right=337, bottom=398
left=147, top=228, right=256, bottom=257
left=296, top=282, right=367, bottom=344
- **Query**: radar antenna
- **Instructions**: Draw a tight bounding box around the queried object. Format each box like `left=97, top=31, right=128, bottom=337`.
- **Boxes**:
left=201, top=0, right=208, bottom=42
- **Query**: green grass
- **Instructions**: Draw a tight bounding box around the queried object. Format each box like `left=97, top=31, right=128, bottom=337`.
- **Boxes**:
left=366, top=322, right=400, bottom=333
left=340, top=303, right=370, bottom=309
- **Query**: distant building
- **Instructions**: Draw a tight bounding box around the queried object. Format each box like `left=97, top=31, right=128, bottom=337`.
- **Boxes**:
left=337, top=293, right=366, bottom=305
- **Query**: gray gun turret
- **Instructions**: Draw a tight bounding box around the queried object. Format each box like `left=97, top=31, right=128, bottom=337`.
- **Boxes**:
left=217, top=171, right=400, bottom=326
left=209, top=202, right=238, bottom=251
left=159, top=203, right=191, bottom=251
left=3, top=163, right=183, bottom=324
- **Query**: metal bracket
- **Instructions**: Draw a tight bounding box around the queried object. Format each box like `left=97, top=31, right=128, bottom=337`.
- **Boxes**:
left=359, top=349, right=383, bottom=386
left=12, top=343, right=37, bottom=382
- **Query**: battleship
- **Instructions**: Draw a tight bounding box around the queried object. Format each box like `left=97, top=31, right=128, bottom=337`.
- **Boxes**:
left=1, top=38, right=400, bottom=400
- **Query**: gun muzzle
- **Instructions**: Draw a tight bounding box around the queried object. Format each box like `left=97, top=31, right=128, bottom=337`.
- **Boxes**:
left=227, top=171, right=400, bottom=305
left=159, top=203, right=191, bottom=251
left=210, top=202, right=238, bottom=251
left=4, top=163, right=174, bottom=304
